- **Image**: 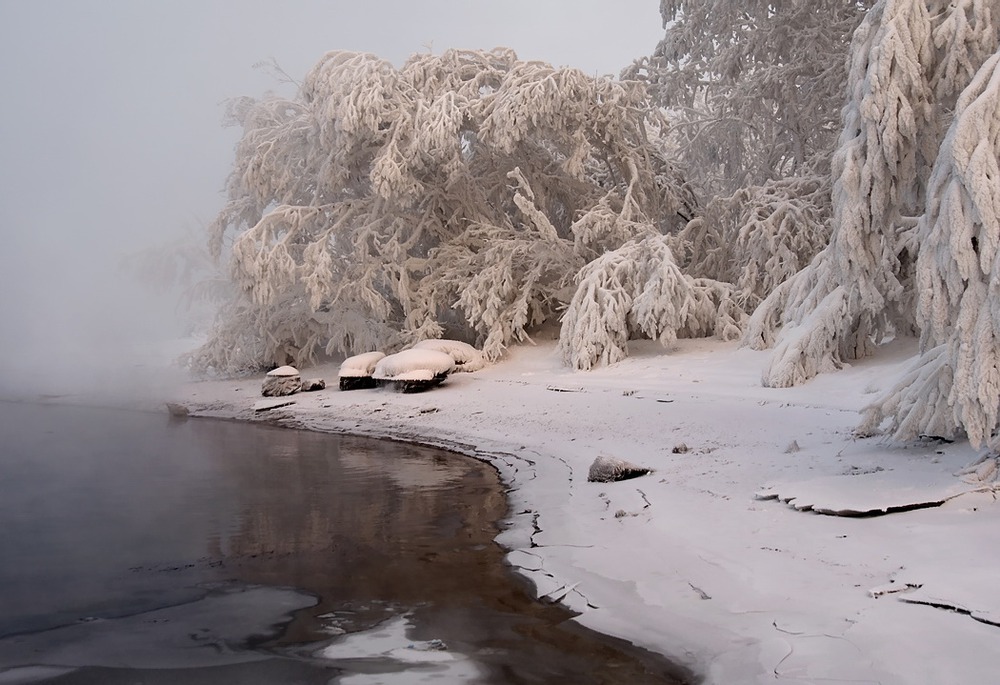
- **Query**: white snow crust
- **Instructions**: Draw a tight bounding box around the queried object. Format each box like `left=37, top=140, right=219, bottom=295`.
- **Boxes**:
left=373, top=349, right=454, bottom=380
left=412, top=339, right=486, bottom=372
left=168, top=337, right=1000, bottom=685
left=338, top=351, right=386, bottom=378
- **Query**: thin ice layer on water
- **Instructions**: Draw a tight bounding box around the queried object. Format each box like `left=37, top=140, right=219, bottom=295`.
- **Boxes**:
left=319, top=614, right=483, bottom=684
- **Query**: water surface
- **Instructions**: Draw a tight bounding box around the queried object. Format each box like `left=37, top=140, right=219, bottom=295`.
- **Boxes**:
left=0, top=401, right=692, bottom=684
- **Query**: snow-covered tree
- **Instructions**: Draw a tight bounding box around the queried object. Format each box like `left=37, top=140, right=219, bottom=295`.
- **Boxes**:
left=675, top=176, right=832, bottom=309
left=859, top=50, right=1000, bottom=448
left=743, top=0, right=1000, bottom=388
left=193, top=48, right=694, bottom=374
left=559, top=235, right=745, bottom=370
left=625, top=1, right=869, bottom=313
left=627, top=0, right=874, bottom=194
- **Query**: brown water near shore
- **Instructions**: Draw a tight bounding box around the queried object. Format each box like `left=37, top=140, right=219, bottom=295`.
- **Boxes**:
left=0, top=401, right=694, bottom=684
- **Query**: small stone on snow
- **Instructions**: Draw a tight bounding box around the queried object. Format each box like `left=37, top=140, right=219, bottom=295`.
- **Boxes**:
left=587, top=456, right=652, bottom=483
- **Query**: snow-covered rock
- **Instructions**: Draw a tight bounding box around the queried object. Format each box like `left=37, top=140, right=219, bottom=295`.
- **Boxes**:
left=165, top=402, right=189, bottom=418
left=374, top=349, right=454, bottom=379
left=412, top=339, right=486, bottom=372
left=301, top=378, right=326, bottom=392
left=338, top=351, right=385, bottom=390
left=587, top=456, right=652, bottom=483
left=339, top=352, right=386, bottom=378
left=374, top=349, right=454, bottom=393
left=262, top=365, right=301, bottom=397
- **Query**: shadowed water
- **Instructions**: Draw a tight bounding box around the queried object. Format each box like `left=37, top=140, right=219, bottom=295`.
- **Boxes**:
left=0, top=401, right=693, bottom=684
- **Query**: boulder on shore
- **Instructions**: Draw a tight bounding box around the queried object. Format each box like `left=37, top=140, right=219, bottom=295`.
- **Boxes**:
left=374, top=349, right=454, bottom=393
left=262, top=365, right=302, bottom=397
left=587, top=456, right=652, bottom=483
left=338, top=351, right=386, bottom=391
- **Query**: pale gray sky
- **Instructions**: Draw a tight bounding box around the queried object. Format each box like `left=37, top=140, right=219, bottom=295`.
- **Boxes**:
left=0, top=0, right=663, bottom=393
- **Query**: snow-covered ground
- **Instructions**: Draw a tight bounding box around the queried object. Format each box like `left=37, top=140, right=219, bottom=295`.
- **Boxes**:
left=167, top=337, right=1000, bottom=684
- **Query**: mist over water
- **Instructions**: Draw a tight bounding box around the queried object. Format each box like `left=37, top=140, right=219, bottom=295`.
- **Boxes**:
left=0, top=1, right=662, bottom=399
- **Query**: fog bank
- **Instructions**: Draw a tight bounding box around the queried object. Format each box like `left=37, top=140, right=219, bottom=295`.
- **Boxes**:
left=0, top=0, right=662, bottom=398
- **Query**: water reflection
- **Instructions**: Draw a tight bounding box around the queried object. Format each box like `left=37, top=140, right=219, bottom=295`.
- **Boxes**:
left=0, top=401, right=693, bottom=684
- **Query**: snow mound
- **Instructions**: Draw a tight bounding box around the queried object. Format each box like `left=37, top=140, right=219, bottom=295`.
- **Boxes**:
left=339, top=351, right=386, bottom=378
left=392, top=369, right=435, bottom=382
left=374, top=349, right=454, bottom=380
left=412, top=339, right=486, bottom=372
left=266, top=365, right=299, bottom=377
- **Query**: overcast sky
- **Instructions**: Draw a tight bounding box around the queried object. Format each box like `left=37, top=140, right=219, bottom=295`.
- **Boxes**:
left=0, top=0, right=664, bottom=394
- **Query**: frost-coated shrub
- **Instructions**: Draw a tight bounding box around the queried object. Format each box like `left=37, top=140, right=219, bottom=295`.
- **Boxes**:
left=559, top=235, right=746, bottom=370
left=676, top=176, right=831, bottom=309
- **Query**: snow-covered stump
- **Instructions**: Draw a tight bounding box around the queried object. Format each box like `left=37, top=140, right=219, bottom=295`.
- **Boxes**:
left=338, top=351, right=386, bottom=391
left=373, top=349, right=455, bottom=393
left=412, top=339, right=486, bottom=372
left=261, top=365, right=302, bottom=397
left=587, top=456, right=652, bottom=483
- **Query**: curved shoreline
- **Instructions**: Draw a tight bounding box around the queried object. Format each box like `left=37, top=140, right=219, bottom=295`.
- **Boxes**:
left=163, top=338, right=1000, bottom=685
left=166, top=361, right=711, bottom=675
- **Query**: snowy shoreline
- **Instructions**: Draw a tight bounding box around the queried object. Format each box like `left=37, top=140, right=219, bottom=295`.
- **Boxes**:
left=166, top=338, right=1000, bottom=684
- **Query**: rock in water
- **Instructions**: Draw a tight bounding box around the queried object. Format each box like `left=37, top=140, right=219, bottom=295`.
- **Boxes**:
left=587, top=456, right=652, bottom=483
left=165, top=402, right=189, bottom=418
left=262, top=365, right=302, bottom=397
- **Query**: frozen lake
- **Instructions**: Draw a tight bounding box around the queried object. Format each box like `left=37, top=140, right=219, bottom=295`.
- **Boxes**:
left=0, top=401, right=690, bottom=684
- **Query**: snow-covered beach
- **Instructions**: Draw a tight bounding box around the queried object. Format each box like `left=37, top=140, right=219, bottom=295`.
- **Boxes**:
left=167, top=337, right=1000, bottom=684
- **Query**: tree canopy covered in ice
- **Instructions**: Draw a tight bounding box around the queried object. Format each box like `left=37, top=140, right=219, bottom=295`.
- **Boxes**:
left=860, top=49, right=1000, bottom=449
left=193, top=1, right=1000, bottom=449
left=627, top=0, right=875, bottom=195
left=189, top=48, right=703, bottom=374
left=744, top=0, right=999, bottom=390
